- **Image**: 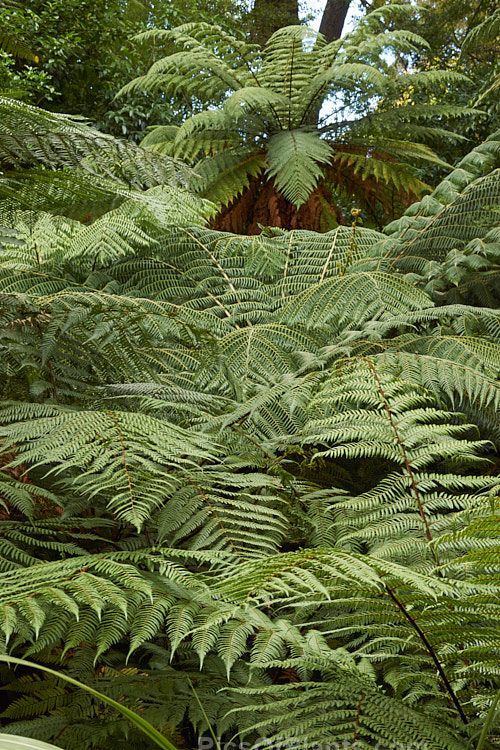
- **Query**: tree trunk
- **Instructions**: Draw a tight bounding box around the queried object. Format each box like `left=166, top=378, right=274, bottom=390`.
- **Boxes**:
left=250, top=0, right=300, bottom=45
left=250, top=0, right=352, bottom=46
left=318, top=0, right=352, bottom=42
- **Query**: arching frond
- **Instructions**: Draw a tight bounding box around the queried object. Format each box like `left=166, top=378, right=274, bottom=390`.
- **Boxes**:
left=265, top=131, right=333, bottom=207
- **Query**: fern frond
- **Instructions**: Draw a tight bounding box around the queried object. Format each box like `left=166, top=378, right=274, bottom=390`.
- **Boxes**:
left=0, top=404, right=217, bottom=529
left=197, top=150, right=265, bottom=205
left=279, top=270, right=431, bottom=328
left=461, top=8, right=500, bottom=54
left=265, top=131, right=333, bottom=207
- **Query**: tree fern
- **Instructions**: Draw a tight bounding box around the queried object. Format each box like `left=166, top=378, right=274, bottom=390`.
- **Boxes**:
left=122, top=18, right=478, bottom=229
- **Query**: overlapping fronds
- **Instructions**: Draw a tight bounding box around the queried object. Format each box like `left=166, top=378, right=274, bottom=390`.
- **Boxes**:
left=0, top=97, right=214, bottom=223
left=374, top=130, right=500, bottom=262
left=301, top=360, right=496, bottom=565
left=0, top=97, right=193, bottom=183
left=2, top=538, right=496, bottom=746
left=0, top=95, right=499, bottom=749
left=461, top=7, right=500, bottom=55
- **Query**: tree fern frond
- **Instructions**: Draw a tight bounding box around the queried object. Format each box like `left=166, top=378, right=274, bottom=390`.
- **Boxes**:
left=377, top=131, right=500, bottom=267
left=279, top=271, right=431, bottom=328
left=0, top=405, right=217, bottom=529
left=197, top=150, right=265, bottom=205
left=0, top=170, right=214, bottom=224
left=329, top=150, right=429, bottom=196
left=265, top=131, right=333, bottom=208
left=371, top=350, right=500, bottom=429
left=139, top=126, right=180, bottom=156
left=461, top=8, right=500, bottom=54
left=0, top=97, right=195, bottom=186
left=230, top=677, right=469, bottom=750
left=299, top=359, right=496, bottom=564
left=0, top=553, right=153, bottom=643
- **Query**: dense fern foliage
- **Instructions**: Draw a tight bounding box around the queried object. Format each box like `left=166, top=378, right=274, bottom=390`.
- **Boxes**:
left=0, top=95, right=499, bottom=749
left=0, top=96, right=214, bottom=224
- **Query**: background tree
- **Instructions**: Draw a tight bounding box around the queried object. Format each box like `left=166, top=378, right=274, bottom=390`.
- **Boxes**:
left=0, top=0, right=57, bottom=104
left=0, top=0, right=247, bottom=139
left=250, top=0, right=354, bottom=44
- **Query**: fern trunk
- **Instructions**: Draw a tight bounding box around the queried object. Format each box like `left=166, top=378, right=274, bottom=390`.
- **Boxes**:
left=210, top=171, right=414, bottom=232
left=211, top=178, right=343, bottom=233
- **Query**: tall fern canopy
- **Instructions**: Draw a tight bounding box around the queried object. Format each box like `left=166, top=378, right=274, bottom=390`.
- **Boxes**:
left=121, top=15, right=478, bottom=231
left=0, top=89, right=499, bottom=749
